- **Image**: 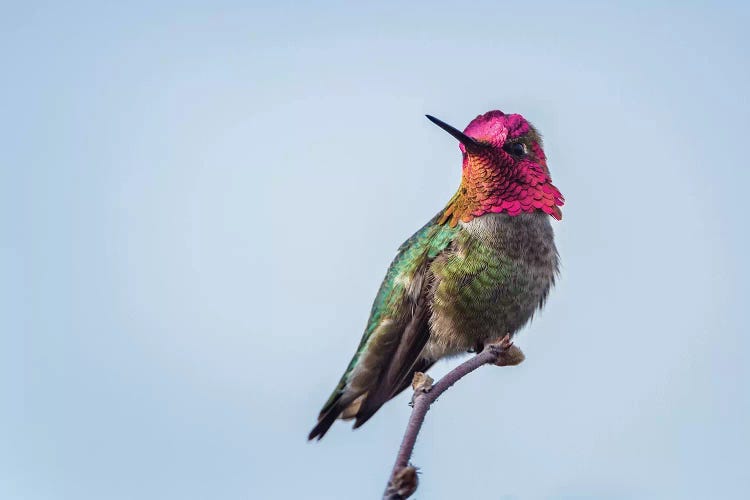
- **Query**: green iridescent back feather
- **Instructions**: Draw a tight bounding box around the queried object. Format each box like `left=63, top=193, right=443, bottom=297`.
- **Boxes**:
left=318, top=213, right=458, bottom=415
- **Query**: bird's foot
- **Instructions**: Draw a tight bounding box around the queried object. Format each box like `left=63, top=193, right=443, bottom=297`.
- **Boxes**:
left=485, top=334, right=525, bottom=366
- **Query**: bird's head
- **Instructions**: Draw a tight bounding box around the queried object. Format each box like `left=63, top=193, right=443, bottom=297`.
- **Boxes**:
left=427, top=110, right=564, bottom=226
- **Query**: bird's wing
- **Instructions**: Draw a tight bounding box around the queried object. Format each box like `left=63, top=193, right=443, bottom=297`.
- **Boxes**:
left=308, top=213, right=457, bottom=440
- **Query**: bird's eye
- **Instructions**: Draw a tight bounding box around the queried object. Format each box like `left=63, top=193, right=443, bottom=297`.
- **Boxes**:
left=504, top=142, right=527, bottom=156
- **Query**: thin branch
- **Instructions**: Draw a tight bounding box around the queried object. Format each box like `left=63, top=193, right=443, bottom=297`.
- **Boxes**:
left=383, top=335, right=525, bottom=500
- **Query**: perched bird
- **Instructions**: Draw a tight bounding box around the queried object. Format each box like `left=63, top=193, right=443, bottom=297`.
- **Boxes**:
left=309, top=110, right=564, bottom=440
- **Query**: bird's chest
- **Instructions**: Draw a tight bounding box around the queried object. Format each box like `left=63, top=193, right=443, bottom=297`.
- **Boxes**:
left=425, top=213, right=558, bottom=358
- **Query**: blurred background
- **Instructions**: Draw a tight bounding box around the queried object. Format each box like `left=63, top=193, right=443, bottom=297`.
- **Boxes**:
left=3, top=1, right=749, bottom=498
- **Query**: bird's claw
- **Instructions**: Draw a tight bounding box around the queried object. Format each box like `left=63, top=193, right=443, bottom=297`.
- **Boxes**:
left=485, top=334, right=525, bottom=366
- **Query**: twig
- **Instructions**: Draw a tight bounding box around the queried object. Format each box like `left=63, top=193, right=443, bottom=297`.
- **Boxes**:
left=383, top=335, right=525, bottom=499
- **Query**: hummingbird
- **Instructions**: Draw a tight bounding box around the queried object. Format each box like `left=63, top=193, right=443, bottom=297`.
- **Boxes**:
left=308, top=110, right=563, bottom=440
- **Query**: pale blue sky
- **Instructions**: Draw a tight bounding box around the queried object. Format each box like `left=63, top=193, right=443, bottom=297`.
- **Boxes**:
left=3, top=1, right=749, bottom=499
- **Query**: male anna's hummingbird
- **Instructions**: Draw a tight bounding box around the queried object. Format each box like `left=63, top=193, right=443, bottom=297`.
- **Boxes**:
left=309, top=110, right=564, bottom=440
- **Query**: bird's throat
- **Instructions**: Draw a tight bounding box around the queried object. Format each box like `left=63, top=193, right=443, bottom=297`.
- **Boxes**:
left=438, top=157, right=564, bottom=227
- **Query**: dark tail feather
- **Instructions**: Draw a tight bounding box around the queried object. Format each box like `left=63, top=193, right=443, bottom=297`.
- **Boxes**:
left=310, top=357, right=436, bottom=436
left=308, top=390, right=359, bottom=440
left=353, top=358, right=435, bottom=429
left=308, top=404, right=342, bottom=441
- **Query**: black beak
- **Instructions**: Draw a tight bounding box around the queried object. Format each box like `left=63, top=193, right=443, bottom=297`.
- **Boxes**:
left=426, top=115, right=485, bottom=153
